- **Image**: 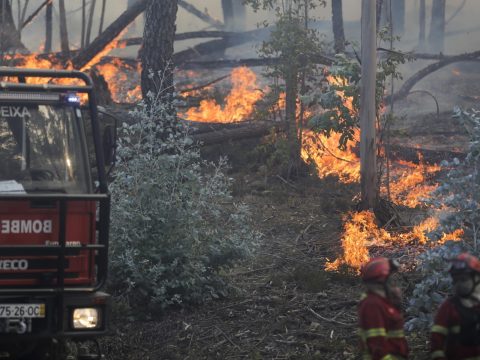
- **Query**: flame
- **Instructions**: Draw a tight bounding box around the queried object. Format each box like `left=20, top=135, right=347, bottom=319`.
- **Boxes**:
left=452, top=68, right=461, bottom=76
left=184, top=67, right=263, bottom=123
left=326, top=211, right=463, bottom=271
left=387, top=157, right=441, bottom=207
left=301, top=129, right=360, bottom=183
left=80, top=29, right=128, bottom=72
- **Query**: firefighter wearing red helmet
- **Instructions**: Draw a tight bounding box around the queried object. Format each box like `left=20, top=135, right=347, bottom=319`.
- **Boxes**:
left=358, top=257, right=409, bottom=360
left=431, top=252, right=480, bottom=359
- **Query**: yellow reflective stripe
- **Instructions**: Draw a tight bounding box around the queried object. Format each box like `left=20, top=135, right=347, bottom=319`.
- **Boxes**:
left=380, top=355, right=395, bottom=360
left=362, top=327, right=387, bottom=338
left=431, top=324, right=448, bottom=335
left=431, top=350, right=446, bottom=359
left=386, top=329, right=405, bottom=338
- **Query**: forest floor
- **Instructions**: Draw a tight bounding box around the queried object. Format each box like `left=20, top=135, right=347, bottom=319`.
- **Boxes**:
left=99, top=61, right=478, bottom=359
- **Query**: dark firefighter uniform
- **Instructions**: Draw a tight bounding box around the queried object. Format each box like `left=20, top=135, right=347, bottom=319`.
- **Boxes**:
left=431, top=297, right=480, bottom=359
left=358, top=257, right=408, bottom=360
left=431, top=253, right=480, bottom=360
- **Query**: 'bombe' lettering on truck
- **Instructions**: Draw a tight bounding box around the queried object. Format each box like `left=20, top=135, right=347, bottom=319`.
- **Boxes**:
left=0, top=204, right=97, bottom=287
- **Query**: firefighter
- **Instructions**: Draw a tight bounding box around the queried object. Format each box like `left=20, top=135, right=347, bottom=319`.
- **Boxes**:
left=358, top=257, right=409, bottom=360
left=431, top=252, right=480, bottom=359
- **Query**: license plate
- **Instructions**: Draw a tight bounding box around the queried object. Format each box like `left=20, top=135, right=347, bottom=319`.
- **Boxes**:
left=0, top=304, right=45, bottom=318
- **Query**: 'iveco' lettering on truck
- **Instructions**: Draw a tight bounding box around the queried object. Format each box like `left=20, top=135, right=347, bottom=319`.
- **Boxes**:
left=1, top=220, right=52, bottom=234
left=0, top=260, right=28, bottom=270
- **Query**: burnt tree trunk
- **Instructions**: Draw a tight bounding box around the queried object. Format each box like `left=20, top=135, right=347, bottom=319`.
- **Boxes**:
left=389, top=0, right=404, bottom=36
left=58, top=0, right=69, bottom=54
left=141, top=0, right=178, bottom=102
left=85, top=0, right=97, bottom=46
left=331, top=0, right=345, bottom=53
left=222, top=0, right=246, bottom=31
left=44, top=0, right=52, bottom=52
left=428, top=0, right=446, bottom=53
left=0, top=0, right=23, bottom=52
left=376, top=0, right=383, bottom=30
left=418, top=0, right=426, bottom=50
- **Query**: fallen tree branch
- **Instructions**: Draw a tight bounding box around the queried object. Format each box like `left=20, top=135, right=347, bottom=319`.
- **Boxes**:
left=21, top=0, right=52, bottom=30
left=178, top=0, right=224, bottom=29
left=179, top=74, right=230, bottom=94
left=71, top=0, right=147, bottom=69
left=180, top=53, right=334, bottom=70
left=190, top=121, right=286, bottom=146
left=407, top=90, right=440, bottom=119
left=173, top=27, right=271, bottom=65
left=389, top=49, right=480, bottom=103
left=118, top=31, right=239, bottom=47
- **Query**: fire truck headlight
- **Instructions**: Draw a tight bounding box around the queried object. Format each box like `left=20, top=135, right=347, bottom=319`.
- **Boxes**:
left=72, top=308, right=99, bottom=329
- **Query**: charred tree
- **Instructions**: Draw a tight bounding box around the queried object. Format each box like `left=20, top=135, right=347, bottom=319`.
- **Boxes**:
left=58, top=0, right=69, bottom=54
left=388, top=0, right=404, bottom=36
left=71, top=0, right=147, bottom=70
left=0, top=0, right=24, bottom=52
left=44, top=0, right=52, bottom=52
left=85, top=0, right=97, bottom=46
left=331, top=0, right=345, bottom=53
left=428, top=0, right=446, bottom=53
left=418, top=0, right=426, bottom=50
left=222, top=0, right=246, bottom=31
left=376, top=0, right=383, bottom=30
left=141, top=0, right=178, bottom=103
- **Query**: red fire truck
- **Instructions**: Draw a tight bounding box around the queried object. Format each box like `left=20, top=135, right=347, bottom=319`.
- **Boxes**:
left=0, top=68, right=111, bottom=359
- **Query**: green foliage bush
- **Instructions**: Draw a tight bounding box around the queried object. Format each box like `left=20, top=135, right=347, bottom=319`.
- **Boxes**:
left=406, top=107, right=480, bottom=330
left=108, top=93, right=259, bottom=315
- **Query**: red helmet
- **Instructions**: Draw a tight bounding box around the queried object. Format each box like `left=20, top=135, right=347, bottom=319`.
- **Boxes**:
left=450, top=253, right=480, bottom=275
left=361, top=257, right=398, bottom=283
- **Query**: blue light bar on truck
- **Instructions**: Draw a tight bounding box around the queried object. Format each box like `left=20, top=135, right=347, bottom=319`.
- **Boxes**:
left=0, top=92, right=60, bottom=102
left=66, top=94, right=80, bottom=104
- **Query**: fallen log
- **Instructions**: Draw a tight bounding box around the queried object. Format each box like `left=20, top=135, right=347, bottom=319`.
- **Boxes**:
left=389, top=49, right=480, bottom=103
left=173, top=27, right=271, bottom=65
left=71, top=0, right=147, bottom=70
left=180, top=54, right=335, bottom=70
left=190, top=121, right=286, bottom=145
left=118, top=31, right=239, bottom=47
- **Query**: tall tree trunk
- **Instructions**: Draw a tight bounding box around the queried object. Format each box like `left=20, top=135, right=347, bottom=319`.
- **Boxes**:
left=388, top=0, right=404, bottom=36
left=0, top=0, right=23, bottom=52
left=418, top=0, right=426, bottom=50
left=375, top=0, right=383, bottom=30
left=85, top=0, right=97, bottom=46
left=81, top=0, right=86, bottom=48
left=428, top=0, right=446, bottom=53
left=360, top=0, right=377, bottom=209
left=44, top=1, right=52, bottom=52
left=141, top=0, right=178, bottom=103
left=58, top=0, right=69, bottom=54
left=98, top=0, right=107, bottom=35
left=222, top=0, right=245, bottom=31
left=331, top=0, right=345, bottom=53
left=285, top=66, right=301, bottom=179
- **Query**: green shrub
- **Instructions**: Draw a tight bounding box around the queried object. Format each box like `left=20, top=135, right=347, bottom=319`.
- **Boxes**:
left=108, top=93, right=259, bottom=315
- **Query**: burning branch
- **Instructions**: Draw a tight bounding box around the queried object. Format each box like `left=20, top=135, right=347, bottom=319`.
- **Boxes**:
left=71, top=0, right=147, bottom=69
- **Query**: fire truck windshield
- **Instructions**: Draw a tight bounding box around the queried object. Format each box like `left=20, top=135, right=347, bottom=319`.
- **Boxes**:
left=0, top=103, right=90, bottom=193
